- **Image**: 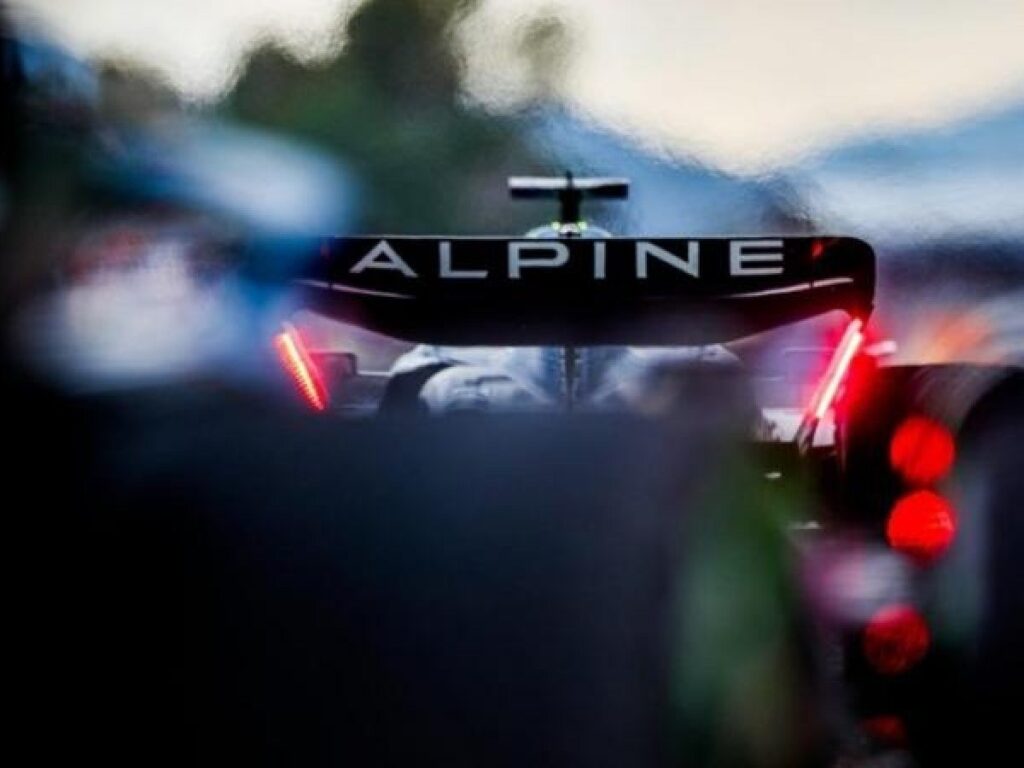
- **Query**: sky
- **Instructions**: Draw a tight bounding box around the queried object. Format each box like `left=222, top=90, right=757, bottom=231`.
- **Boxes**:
left=15, top=0, right=1024, bottom=172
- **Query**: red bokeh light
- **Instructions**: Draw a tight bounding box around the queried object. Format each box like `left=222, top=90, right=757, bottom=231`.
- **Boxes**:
left=889, top=415, right=956, bottom=485
left=863, top=604, right=930, bottom=675
left=861, top=715, right=908, bottom=747
left=886, top=490, right=957, bottom=562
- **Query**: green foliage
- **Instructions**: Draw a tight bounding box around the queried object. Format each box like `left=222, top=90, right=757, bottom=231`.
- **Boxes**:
left=220, top=0, right=559, bottom=234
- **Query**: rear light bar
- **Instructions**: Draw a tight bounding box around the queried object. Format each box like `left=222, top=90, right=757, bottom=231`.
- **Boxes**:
left=811, top=318, right=866, bottom=421
left=274, top=325, right=329, bottom=412
left=797, top=318, right=865, bottom=449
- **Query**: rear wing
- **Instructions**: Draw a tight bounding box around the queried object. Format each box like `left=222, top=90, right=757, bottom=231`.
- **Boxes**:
left=292, top=236, right=874, bottom=346
left=509, top=175, right=629, bottom=222
left=508, top=176, right=629, bottom=198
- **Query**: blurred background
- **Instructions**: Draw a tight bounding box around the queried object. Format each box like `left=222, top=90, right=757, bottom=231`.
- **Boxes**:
left=4, top=0, right=1024, bottom=376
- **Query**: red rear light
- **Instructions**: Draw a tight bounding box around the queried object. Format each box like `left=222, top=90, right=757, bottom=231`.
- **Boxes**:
left=807, top=318, right=866, bottom=421
left=863, top=604, right=930, bottom=675
left=886, top=490, right=956, bottom=562
left=889, top=416, right=955, bottom=485
left=274, top=328, right=329, bottom=412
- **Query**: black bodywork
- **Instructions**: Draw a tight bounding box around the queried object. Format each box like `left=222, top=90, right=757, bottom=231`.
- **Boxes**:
left=296, top=235, right=874, bottom=345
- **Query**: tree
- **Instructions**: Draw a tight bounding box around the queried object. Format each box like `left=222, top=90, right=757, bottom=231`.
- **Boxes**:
left=221, top=0, right=560, bottom=234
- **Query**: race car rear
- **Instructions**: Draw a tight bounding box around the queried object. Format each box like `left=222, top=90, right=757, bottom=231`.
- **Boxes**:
left=262, top=176, right=1022, bottom=764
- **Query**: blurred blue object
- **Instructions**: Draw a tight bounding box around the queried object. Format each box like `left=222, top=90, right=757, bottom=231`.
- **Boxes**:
left=527, top=108, right=803, bottom=235
left=787, top=103, right=1024, bottom=245
left=94, top=117, right=357, bottom=237
left=15, top=105, right=358, bottom=391
left=10, top=34, right=99, bottom=126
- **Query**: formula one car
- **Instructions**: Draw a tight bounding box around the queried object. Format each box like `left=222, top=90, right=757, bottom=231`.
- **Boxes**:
left=274, top=174, right=875, bottom=443
left=268, top=175, right=1022, bottom=763
left=278, top=175, right=871, bottom=425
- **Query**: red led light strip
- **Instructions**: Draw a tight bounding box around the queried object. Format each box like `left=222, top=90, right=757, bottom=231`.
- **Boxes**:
left=808, top=318, right=865, bottom=422
left=274, top=329, right=329, bottom=412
